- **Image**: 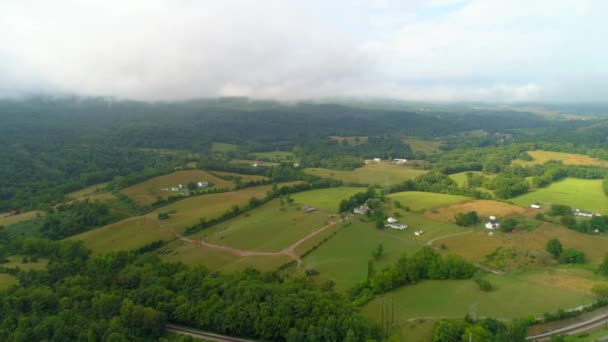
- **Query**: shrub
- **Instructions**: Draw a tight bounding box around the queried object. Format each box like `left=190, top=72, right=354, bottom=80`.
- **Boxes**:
left=454, top=211, right=480, bottom=227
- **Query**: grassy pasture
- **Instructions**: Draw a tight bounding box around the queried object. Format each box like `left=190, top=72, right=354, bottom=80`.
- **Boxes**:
left=290, top=187, right=364, bottom=212
left=249, top=151, right=297, bottom=162
left=329, top=136, right=368, bottom=145
left=512, top=178, right=608, bottom=213
left=210, top=171, right=268, bottom=182
left=362, top=273, right=593, bottom=340
left=304, top=163, right=427, bottom=187
left=0, top=210, right=44, bottom=227
left=121, top=170, right=234, bottom=205
left=211, top=142, right=239, bottom=153
left=513, top=150, right=608, bottom=167
left=404, top=138, right=441, bottom=154
left=192, top=199, right=331, bottom=252
left=71, top=185, right=276, bottom=254
left=438, top=223, right=608, bottom=268
left=2, top=256, right=49, bottom=271
left=388, top=191, right=469, bottom=212
left=67, top=182, right=110, bottom=199
left=424, top=199, right=534, bottom=223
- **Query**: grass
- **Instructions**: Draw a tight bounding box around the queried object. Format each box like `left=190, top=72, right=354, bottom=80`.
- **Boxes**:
left=290, top=187, right=365, bottom=212
left=513, top=150, right=608, bottom=167
left=210, top=171, right=268, bottom=182
left=2, top=256, right=49, bottom=271
left=120, top=170, right=234, bottom=205
left=424, top=199, right=535, bottom=223
left=0, top=210, right=44, bottom=227
left=329, top=136, right=368, bottom=145
left=404, top=138, right=441, bottom=154
left=249, top=151, right=297, bottom=162
left=192, top=199, right=331, bottom=252
left=230, top=159, right=280, bottom=166
left=512, top=178, right=608, bottom=214
left=304, top=163, right=427, bottom=187
left=211, top=142, right=239, bottom=153
left=388, top=191, right=470, bottom=212
left=0, top=274, right=17, bottom=291
left=71, top=185, right=277, bottom=254
left=67, top=182, right=110, bottom=199
left=301, top=221, right=423, bottom=290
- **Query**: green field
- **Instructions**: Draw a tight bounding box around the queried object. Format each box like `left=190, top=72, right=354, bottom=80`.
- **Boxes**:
left=71, top=185, right=276, bottom=254
left=512, top=150, right=608, bottom=167
left=211, top=142, right=239, bottom=153
left=404, top=138, right=441, bottom=154
left=290, top=187, right=365, bottom=212
left=210, top=171, right=268, bottom=182
left=304, top=163, right=426, bottom=187
left=302, top=221, right=423, bottom=290
left=362, top=272, right=594, bottom=341
left=0, top=210, right=44, bottom=227
left=249, top=151, right=297, bottom=162
left=388, top=191, right=469, bottom=212
left=192, top=199, right=331, bottom=252
left=121, top=170, right=235, bottom=205
left=512, top=178, right=608, bottom=213
left=0, top=256, right=49, bottom=291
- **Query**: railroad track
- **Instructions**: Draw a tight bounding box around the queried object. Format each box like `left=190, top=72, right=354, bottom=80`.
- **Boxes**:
left=167, top=324, right=256, bottom=342
left=527, top=311, right=608, bottom=341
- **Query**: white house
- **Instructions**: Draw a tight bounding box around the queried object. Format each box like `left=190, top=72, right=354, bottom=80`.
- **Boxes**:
left=170, top=186, right=180, bottom=192
left=387, top=217, right=398, bottom=223
left=386, top=223, right=407, bottom=230
left=414, top=230, right=424, bottom=236
left=373, top=158, right=381, bottom=162
left=353, top=205, right=370, bottom=215
left=293, top=163, right=300, bottom=168
left=530, top=204, right=541, bottom=209
left=574, top=209, right=594, bottom=217
left=394, top=158, right=408, bottom=165
left=197, top=181, right=209, bottom=188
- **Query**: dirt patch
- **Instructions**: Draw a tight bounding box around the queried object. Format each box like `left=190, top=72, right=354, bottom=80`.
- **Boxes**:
left=424, top=200, right=535, bottom=223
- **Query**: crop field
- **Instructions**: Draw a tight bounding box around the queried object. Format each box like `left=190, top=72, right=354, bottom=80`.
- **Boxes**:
left=362, top=272, right=594, bottom=341
left=249, top=151, right=297, bottom=162
left=301, top=221, right=423, bottom=290
left=329, top=136, right=368, bottom=145
left=404, top=138, right=441, bottom=154
left=192, top=199, right=331, bottom=252
left=71, top=185, right=276, bottom=254
left=290, top=186, right=364, bottom=212
left=512, top=150, right=608, bottom=167
left=120, top=170, right=234, bottom=205
left=388, top=191, right=469, bottom=212
left=304, top=163, right=427, bottom=187
left=210, top=171, right=268, bottom=182
left=0, top=210, right=44, bottom=226
left=211, top=142, right=239, bottom=152
left=437, top=222, right=608, bottom=268
left=511, top=178, right=608, bottom=213
left=424, top=199, right=534, bottom=223
left=161, top=241, right=291, bottom=272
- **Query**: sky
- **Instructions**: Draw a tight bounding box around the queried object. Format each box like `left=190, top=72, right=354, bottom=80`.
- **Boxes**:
left=1, top=0, right=607, bottom=102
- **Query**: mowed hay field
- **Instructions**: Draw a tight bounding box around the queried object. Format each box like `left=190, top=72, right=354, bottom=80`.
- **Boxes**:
left=210, top=171, right=268, bottom=182
left=304, top=163, right=426, bottom=187
left=512, top=150, right=608, bottom=167
left=67, top=182, right=110, bottom=200
left=0, top=210, right=44, bottom=226
left=388, top=191, right=469, bottom=212
left=192, top=199, right=332, bottom=252
left=437, top=223, right=608, bottom=266
left=211, top=142, right=239, bottom=152
left=71, top=185, right=276, bottom=254
left=250, top=151, right=297, bottom=162
left=302, top=221, right=423, bottom=290
left=424, top=199, right=534, bottom=223
left=512, top=178, right=608, bottom=213
left=290, top=187, right=365, bottom=212
left=121, top=170, right=234, bottom=205
left=404, top=138, right=441, bottom=154
left=162, top=241, right=292, bottom=273
left=362, top=273, right=594, bottom=341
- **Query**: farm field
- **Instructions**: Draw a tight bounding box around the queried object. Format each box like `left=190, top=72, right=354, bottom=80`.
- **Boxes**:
left=290, top=186, right=364, bottom=212
left=120, top=170, right=234, bottom=205
left=304, top=163, right=427, bottom=187
left=424, top=199, right=534, bottom=223
left=388, top=191, right=469, bottom=212
left=67, top=182, right=110, bottom=199
left=229, top=159, right=280, bottom=167
left=329, top=135, right=368, bottom=145
left=210, top=171, right=268, bottom=182
left=512, top=178, right=608, bottom=213
left=71, top=184, right=276, bottom=254
left=211, top=142, right=239, bottom=153
left=0, top=210, right=44, bottom=226
left=436, top=223, right=608, bottom=268
left=512, top=150, right=608, bottom=167
left=391, top=212, right=469, bottom=244
left=447, top=171, right=491, bottom=187
left=301, top=221, right=423, bottom=290
left=362, top=272, right=594, bottom=341
left=192, top=199, right=331, bottom=252
left=249, top=151, right=297, bottom=162
left=404, top=138, right=441, bottom=154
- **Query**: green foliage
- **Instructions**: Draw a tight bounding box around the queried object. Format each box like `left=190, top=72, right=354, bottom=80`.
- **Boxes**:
left=338, top=187, right=379, bottom=213
left=485, top=174, right=529, bottom=199
left=549, top=204, right=572, bottom=216
left=598, top=254, right=608, bottom=277
left=40, top=200, right=118, bottom=240
left=546, top=239, right=563, bottom=258
left=592, top=284, right=608, bottom=300
left=560, top=248, right=586, bottom=264
left=157, top=212, right=170, bottom=220
left=371, top=243, right=384, bottom=260
left=473, top=274, right=494, bottom=292
left=454, top=211, right=480, bottom=227
left=499, top=218, right=518, bottom=233
left=432, top=317, right=527, bottom=342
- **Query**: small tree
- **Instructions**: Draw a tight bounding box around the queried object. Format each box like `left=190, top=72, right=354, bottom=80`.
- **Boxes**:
left=592, top=283, right=608, bottom=300
left=372, top=243, right=384, bottom=260
left=394, top=200, right=402, bottom=209
left=545, top=238, right=563, bottom=258
left=598, top=254, right=608, bottom=277
left=560, top=248, right=586, bottom=264
left=500, top=218, right=518, bottom=233
left=454, top=211, right=480, bottom=227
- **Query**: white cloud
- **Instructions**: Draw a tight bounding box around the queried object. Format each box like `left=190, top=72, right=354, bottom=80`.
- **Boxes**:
left=0, top=0, right=607, bottom=102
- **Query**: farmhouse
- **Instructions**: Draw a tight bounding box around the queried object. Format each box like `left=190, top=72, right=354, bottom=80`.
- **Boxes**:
left=293, top=163, right=300, bottom=168
left=301, top=205, right=317, bottom=213
left=386, top=223, right=408, bottom=230
left=573, top=209, right=595, bottom=217
left=353, top=205, right=370, bottom=215
left=414, top=230, right=424, bottom=236
left=170, top=186, right=180, bottom=192
left=485, top=215, right=500, bottom=230
left=393, top=158, right=407, bottom=165
left=387, top=217, right=398, bottom=223
left=197, top=181, right=209, bottom=188
left=530, top=204, right=541, bottom=209
left=373, top=158, right=381, bottom=162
